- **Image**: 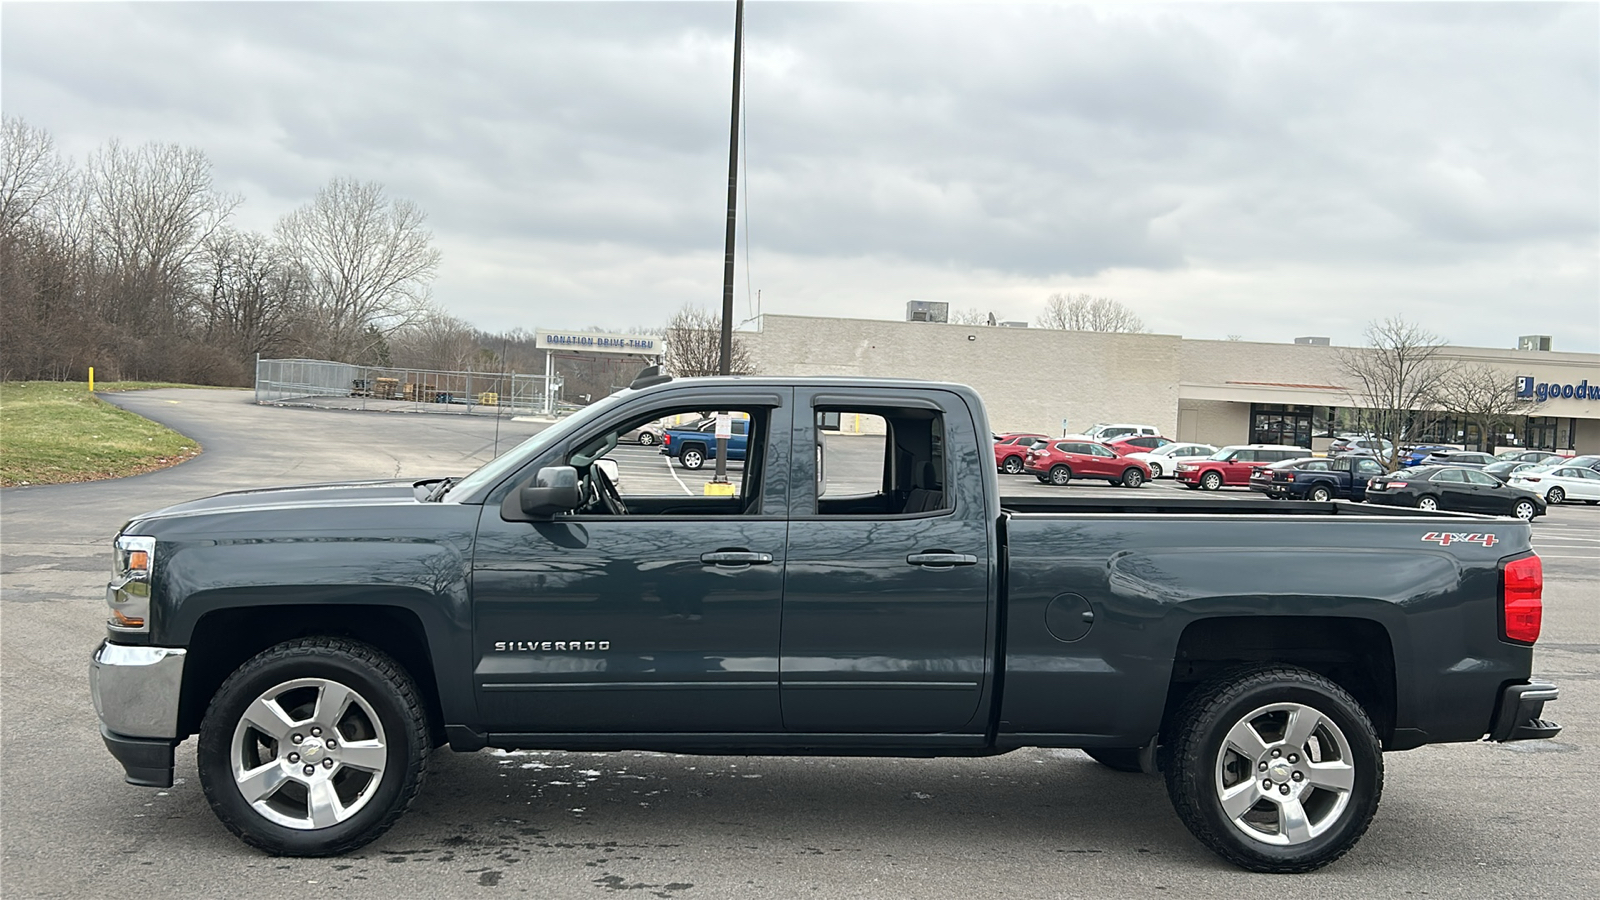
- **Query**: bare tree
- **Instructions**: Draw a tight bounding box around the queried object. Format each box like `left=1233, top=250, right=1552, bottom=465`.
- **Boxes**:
left=1035, top=292, right=1146, bottom=332
left=1336, top=318, right=1457, bottom=469
left=276, top=177, right=441, bottom=362
left=1432, top=364, right=1533, bottom=453
left=388, top=309, right=481, bottom=372
left=0, top=117, right=70, bottom=236
left=664, top=304, right=754, bottom=377
left=949, top=307, right=989, bottom=326
left=195, top=227, right=301, bottom=364
left=84, top=138, right=239, bottom=327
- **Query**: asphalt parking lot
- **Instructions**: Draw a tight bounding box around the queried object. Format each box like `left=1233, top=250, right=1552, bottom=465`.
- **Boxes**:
left=2, top=388, right=1596, bottom=899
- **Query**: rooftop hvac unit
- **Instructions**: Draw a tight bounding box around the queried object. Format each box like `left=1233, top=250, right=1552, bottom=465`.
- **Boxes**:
left=1518, top=335, right=1553, bottom=352
left=1293, top=336, right=1331, bottom=346
left=905, top=300, right=949, bottom=323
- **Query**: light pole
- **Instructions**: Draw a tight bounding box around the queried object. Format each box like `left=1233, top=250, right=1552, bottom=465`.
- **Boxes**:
left=713, top=0, right=744, bottom=487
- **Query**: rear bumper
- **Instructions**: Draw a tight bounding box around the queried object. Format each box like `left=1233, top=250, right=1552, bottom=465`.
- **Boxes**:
left=1488, top=682, right=1561, bottom=742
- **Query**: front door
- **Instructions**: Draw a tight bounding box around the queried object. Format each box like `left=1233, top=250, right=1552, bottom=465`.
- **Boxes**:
left=471, top=393, right=791, bottom=734
left=779, top=390, right=994, bottom=734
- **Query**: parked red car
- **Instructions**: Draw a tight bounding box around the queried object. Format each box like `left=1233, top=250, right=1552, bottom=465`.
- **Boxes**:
left=1024, top=438, right=1153, bottom=487
left=994, top=433, right=1048, bottom=474
left=1175, top=444, right=1311, bottom=491
left=1104, top=435, right=1174, bottom=456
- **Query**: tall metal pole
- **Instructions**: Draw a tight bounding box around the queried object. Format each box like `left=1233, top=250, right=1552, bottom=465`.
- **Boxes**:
left=714, top=0, right=744, bottom=485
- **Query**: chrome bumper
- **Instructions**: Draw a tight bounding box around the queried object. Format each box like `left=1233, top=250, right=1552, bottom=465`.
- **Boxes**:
left=90, top=641, right=186, bottom=739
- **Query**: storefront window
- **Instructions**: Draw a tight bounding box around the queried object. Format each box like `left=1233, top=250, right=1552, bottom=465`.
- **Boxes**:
left=1525, top=417, right=1559, bottom=451
left=1250, top=404, right=1315, bottom=448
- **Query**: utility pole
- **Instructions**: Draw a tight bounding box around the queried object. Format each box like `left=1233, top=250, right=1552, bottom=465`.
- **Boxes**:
left=713, top=0, right=744, bottom=487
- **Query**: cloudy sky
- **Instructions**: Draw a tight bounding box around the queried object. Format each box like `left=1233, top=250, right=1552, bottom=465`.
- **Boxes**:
left=5, top=1, right=1596, bottom=350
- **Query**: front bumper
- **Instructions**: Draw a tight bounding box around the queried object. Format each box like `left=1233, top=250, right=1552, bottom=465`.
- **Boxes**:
left=90, top=641, right=187, bottom=787
left=1488, top=682, right=1561, bottom=742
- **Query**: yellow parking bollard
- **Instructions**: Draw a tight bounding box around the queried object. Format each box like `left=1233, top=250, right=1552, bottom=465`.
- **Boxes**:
left=89, top=367, right=94, bottom=392
left=703, top=482, right=736, bottom=497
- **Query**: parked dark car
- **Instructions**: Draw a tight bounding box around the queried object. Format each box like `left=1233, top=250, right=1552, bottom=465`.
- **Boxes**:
left=1416, top=450, right=1498, bottom=469
left=1565, top=454, right=1600, bottom=471
left=1249, top=455, right=1387, bottom=501
left=1365, top=465, right=1545, bottom=519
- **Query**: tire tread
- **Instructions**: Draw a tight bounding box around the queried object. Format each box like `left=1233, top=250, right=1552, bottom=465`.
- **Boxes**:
left=199, top=636, right=430, bottom=857
left=1162, top=664, right=1382, bottom=874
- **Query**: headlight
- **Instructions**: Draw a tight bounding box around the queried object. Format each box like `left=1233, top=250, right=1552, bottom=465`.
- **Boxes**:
left=108, top=535, right=155, bottom=631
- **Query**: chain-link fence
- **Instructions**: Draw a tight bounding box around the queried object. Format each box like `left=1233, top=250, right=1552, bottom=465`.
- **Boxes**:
left=254, top=358, right=561, bottom=415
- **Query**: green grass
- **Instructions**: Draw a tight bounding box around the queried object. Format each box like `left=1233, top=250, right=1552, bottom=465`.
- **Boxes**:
left=0, top=381, right=205, bottom=486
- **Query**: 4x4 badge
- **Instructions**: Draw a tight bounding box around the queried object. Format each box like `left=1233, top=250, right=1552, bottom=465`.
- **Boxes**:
left=1422, top=532, right=1498, bottom=548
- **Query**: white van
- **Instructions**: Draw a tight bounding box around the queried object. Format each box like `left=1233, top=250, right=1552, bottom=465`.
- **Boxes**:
left=1084, top=423, right=1161, bottom=441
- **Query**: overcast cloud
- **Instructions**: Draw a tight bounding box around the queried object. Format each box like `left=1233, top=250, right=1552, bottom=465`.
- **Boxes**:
left=4, top=1, right=1596, bottom=349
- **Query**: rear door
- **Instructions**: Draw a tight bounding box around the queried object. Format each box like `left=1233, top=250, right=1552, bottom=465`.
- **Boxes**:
left=779, top=388, right=993, bottom=734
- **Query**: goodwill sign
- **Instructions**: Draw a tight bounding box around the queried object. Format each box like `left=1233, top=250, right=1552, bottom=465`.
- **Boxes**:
left=1517, top=376, right=1600, bottom=403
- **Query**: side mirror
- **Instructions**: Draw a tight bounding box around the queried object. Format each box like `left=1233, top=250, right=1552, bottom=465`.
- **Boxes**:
left=501, top=466, right=582, bottom=521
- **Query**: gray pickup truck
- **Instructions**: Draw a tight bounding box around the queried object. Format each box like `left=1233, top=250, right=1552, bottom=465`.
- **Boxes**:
left=91, top=371, right=1559, bottom=872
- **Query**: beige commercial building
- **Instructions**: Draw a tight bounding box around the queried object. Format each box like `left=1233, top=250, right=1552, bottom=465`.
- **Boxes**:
left=744, top=314, right=1600, bottom=454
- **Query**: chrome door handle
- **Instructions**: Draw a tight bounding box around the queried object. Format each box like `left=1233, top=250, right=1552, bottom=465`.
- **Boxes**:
left=700, top=550, right=773, bottom=566
left=906, top=552, right=978, bottom=568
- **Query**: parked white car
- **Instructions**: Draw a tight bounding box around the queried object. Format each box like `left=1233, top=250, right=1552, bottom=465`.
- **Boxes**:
left=1509, top=463, right=1600, bottom=505
left=1084, top=423, right=1161, bottom=441
left=1126, top=442, right=1220, bottom=479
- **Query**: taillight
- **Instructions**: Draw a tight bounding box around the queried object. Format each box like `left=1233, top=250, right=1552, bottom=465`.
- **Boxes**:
left=1501, top=555, right=1543, bottom=644
left=663, top=434, right=672, bottom=446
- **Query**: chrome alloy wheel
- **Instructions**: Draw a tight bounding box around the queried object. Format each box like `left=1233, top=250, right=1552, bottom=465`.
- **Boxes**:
left=230, top=678, right=389, bottom=830
left=1214, top=702, right=1356, bottom=847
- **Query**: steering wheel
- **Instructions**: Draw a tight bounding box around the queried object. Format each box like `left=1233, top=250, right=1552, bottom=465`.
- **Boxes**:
left=589, top=463, right=629, bottom=516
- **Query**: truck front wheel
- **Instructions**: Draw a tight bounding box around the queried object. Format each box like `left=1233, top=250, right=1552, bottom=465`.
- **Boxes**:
left=1163, top=665, right=1382, bottom=873
left=197, top=637, right=430, bottom=856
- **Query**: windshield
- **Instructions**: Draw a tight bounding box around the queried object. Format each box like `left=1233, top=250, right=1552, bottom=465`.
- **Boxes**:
left=1207, top=448, right=1235, bottom=461
left=443, top=390, right=634, bottom=500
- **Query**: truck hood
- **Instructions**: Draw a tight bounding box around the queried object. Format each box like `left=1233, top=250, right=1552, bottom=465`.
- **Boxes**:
left=129, top=479, right=433, bottom=524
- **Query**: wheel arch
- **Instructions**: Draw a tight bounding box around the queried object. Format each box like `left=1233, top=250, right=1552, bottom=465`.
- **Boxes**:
left=1161, top=616, right=1398, bottom=748
left=178, top=601, right=447, bottom=748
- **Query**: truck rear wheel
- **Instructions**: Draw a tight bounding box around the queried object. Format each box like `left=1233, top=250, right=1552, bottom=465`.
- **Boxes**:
left=1308, top=486, right=1332, bottom=502
left=197, top=637, right=430, bottom=856
left=1163, top=665, right=1382, bottom=873
left=680, top=446, right=706, bottom=470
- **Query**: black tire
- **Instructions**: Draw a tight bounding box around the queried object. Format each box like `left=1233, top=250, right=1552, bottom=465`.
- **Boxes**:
left=197, top=637, right=430, bottom=857
left=637, top=432, right=657, bottom=446
left=1547, top=487, right=1565, bottom=504
left=1122, top=468, right=1145, bottom=489
left=1513, top=499, right=1537, bottom=520
left=1416, top=495, right=1439, bottom=512
left=1163, top=666, right=1382, bottom=873
left=1049, top=465, right=1072, bottom=486
left=680, top=446, right=706, bottom=470
left=1586, top=500, right=1598, bottom=506
left=1200, top=471, right=1223, bottom=491
left=1148, top=462, right=1164, bottom=478
left=1036, top=474, right=1051, bottom=484
left=1308, top=486, right=1332, bottom=502
left=1002, top=456, right=1024, bottom=475
left=1085, top=747, right=1145, bottom=773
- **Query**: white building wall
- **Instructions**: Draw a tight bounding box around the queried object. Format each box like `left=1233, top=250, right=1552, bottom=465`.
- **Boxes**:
left=742, top=314, right=1600, bottom=452
left=745, top=315, right=1183, bottom=437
